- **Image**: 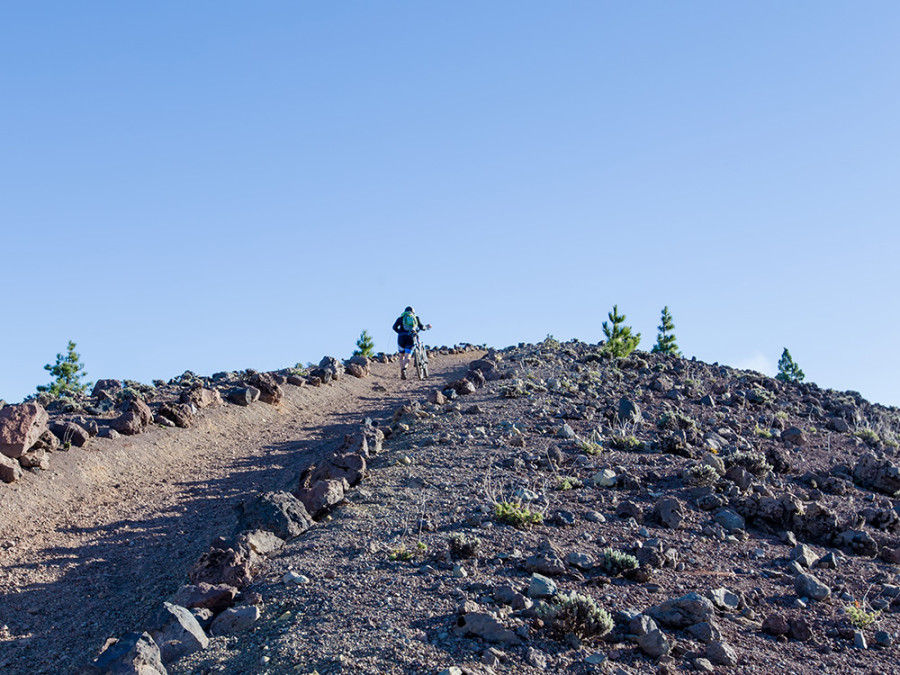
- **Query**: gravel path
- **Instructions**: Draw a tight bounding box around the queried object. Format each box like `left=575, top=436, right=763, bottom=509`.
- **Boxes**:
left=0, top=352, right=477, bottom=674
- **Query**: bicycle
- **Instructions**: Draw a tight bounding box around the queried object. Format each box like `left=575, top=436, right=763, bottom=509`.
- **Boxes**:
left=412, top=327, right=430, bottom=380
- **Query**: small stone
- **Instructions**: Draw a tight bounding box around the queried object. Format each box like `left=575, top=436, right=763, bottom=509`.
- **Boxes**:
left=854, top=630, right=867, bottom=649
left=527, top=573, right=557, bottom=598
left=592, top=469, right=617, bottom=487
left=874, top=630, right=893, bottom=648
left=585, top=652, right=607, bottom=665
left=794, top=572, right=830, bottom=601
left=210, top=605, right=260, bottom=635
left=452, top=565, right=468, bottom=578
left=637, top=629, right=671, bottom=658
left=706, top=640, right=738, bottom=666
left=282, top=571, right=310, bottom=585
left=693, top=657, right=715, bottom=673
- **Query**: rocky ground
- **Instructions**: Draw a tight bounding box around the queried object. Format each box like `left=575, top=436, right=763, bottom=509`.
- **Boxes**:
left=2, top=339, right=900, bottom=674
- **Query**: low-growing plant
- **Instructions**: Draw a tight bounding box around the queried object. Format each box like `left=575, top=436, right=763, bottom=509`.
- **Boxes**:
left=598, top=548, right=639, bottom=576
left=448, top=533, right=481, bottom=559
left=726, top=450, right=772, bottom=477
left=495, top=501, right=543, bottom=529
left=845, top=601, right=881, bottom=630
left=657, top=410, right=696, bottom=431
left=576, top=438, right=603, bottom=455
left=556, top=476, right=583, bottom=491
left=544, top=591, right=613, bottom=640
left=608, top=435, right=644, bottom=451
left=685, top=463, right=720, bottom=486
left=854, top=428, right=881, bottom=447
left=388, top=541, right=427, bottom=562
left=753, top=424, right=773, bottom=439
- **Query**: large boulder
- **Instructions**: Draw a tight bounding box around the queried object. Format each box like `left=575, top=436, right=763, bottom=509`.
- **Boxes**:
left=647, top=592, right=715, bottom=628
left=88, top=631, right=167, bottom=674
left=209, top=606, right=260, bottom=636
left=295, top=478, right=348, bottom=518
left=157, top=403, right=194, bottom=429
left=311, top=356, right=344, bottom=382
left=92, top=379, right=122, bottom=400
left=0, top=403, right=49, bottom=458
left=146, top=602, right=209, bottom=664
left=0, top=454, right=24, bottom=483
left=113, top=399, right=153, bottom=436
left=179, top=388, right=222, bottom=409
left=853, top=453, right=900, bottom=496
left=188, top=545, right=253, bottom=589
left=468, top=358, right=502, bottom=381
left=169, top=583, right=238, bottom=612
left=49, top=421, right=91, bottom=448
left=234, top=491, right=313, bottom=541
left=248, top=373, right=283, bottom=405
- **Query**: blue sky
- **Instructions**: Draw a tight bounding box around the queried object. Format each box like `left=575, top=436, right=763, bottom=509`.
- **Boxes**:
left=1, top=2, right=898, bottom=407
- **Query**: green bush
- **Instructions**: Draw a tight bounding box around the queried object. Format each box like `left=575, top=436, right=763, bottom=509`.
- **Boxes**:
left=556, top=476, right=583, bottom=491
left=448, top=533, right=481, bottom=559
left=494, top=501, right=543, bottom=528
left=608, top=435, right=644, bottom=451
left=545, top=591, right=613, bottom=640
left=598, top=548, right=639, bottom=576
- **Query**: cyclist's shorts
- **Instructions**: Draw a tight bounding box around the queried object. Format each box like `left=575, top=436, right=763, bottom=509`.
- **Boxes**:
left=398, top=333, right=414, bottom=353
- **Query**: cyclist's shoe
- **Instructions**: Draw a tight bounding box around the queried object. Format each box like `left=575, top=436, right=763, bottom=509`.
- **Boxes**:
left=401, top=368, right=407, bottom=380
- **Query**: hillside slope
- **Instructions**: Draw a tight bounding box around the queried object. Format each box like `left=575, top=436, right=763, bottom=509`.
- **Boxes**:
left=4, top=340, right=900, bottom=675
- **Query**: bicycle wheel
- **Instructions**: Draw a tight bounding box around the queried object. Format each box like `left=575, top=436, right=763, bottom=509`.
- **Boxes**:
left=414, top=347, right=425, bottom=380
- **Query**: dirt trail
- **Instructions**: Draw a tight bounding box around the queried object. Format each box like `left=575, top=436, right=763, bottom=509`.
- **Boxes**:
left=0, top=352, right=479, bottom=674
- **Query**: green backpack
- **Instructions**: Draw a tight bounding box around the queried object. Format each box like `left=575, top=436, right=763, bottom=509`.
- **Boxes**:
left=401, top=311, right=418, bottom=332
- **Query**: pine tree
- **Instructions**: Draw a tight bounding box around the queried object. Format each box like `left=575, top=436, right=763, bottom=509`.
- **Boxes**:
left=37, top=340, right=90, bottom=397
left=651, top=306, right=680, bottom=356
left=353, top=330, right=375, bottom=358
left=775, top=347, right=805, bottom=383
left=602, top=305, right=641, bottom=358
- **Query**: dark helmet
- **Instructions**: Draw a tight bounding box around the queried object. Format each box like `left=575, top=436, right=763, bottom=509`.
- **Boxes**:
left=405, top=306, right=414, bottom=313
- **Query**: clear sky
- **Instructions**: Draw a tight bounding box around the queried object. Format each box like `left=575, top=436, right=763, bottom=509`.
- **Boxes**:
left=1, top=2, right=898, bottom=407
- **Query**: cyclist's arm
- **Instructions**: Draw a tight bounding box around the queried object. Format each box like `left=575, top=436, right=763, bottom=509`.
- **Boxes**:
left=392, top=317, right=403, bottom=334
left=416, top=317, right=426, bottom=330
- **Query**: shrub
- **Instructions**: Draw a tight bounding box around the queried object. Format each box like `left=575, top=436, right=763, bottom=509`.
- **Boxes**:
left=753, top=424, right=774, bottom=439
left=494, top=501, right=543, bottom=528
left=353, top=330, right=375, bottom=358
left=556, top=476, right=583, bottom=491
left=651, top=306, right=681, bottom=356
left=598, top=548, right=639, bottom=576
left=576, top=438, right=603, bottom=455
left=855, top=428, right=881, bottom=447
left=776, top=348, right=805, bottom=383
left=37, top=341, right=90, bottom=398
left=544, top=591, right=613, bottom=640
left=448, top=533, right=481, bottom=559
left=725, top=450, right=772, bottom=477
left=685, top=463, right=720, bottom=486
left=608, top=435, right=644, bottom=451
left=602, top=305, right=641, bottom=358
left=845, top=602, right=880, bottom=630
left=657, top=410, right=696, bottom=431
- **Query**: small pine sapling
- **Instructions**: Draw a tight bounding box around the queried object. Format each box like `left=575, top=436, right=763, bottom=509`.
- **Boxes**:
left=37, top=340, right=90, bottom=398
left=651, top=306, right=680, bottom=356
left=354, top=330, right=375, bottom=358
left=602, top=305, right=641, bottom=358
left=775, top=348, right=805, bottom=383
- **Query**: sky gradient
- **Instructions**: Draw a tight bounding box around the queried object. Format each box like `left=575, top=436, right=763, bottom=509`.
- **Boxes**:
left=2, top=3, right=898, bottom=407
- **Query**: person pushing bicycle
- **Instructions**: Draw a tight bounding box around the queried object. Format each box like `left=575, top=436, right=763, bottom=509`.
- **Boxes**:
left=393, top=306, right=431, bottom=379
